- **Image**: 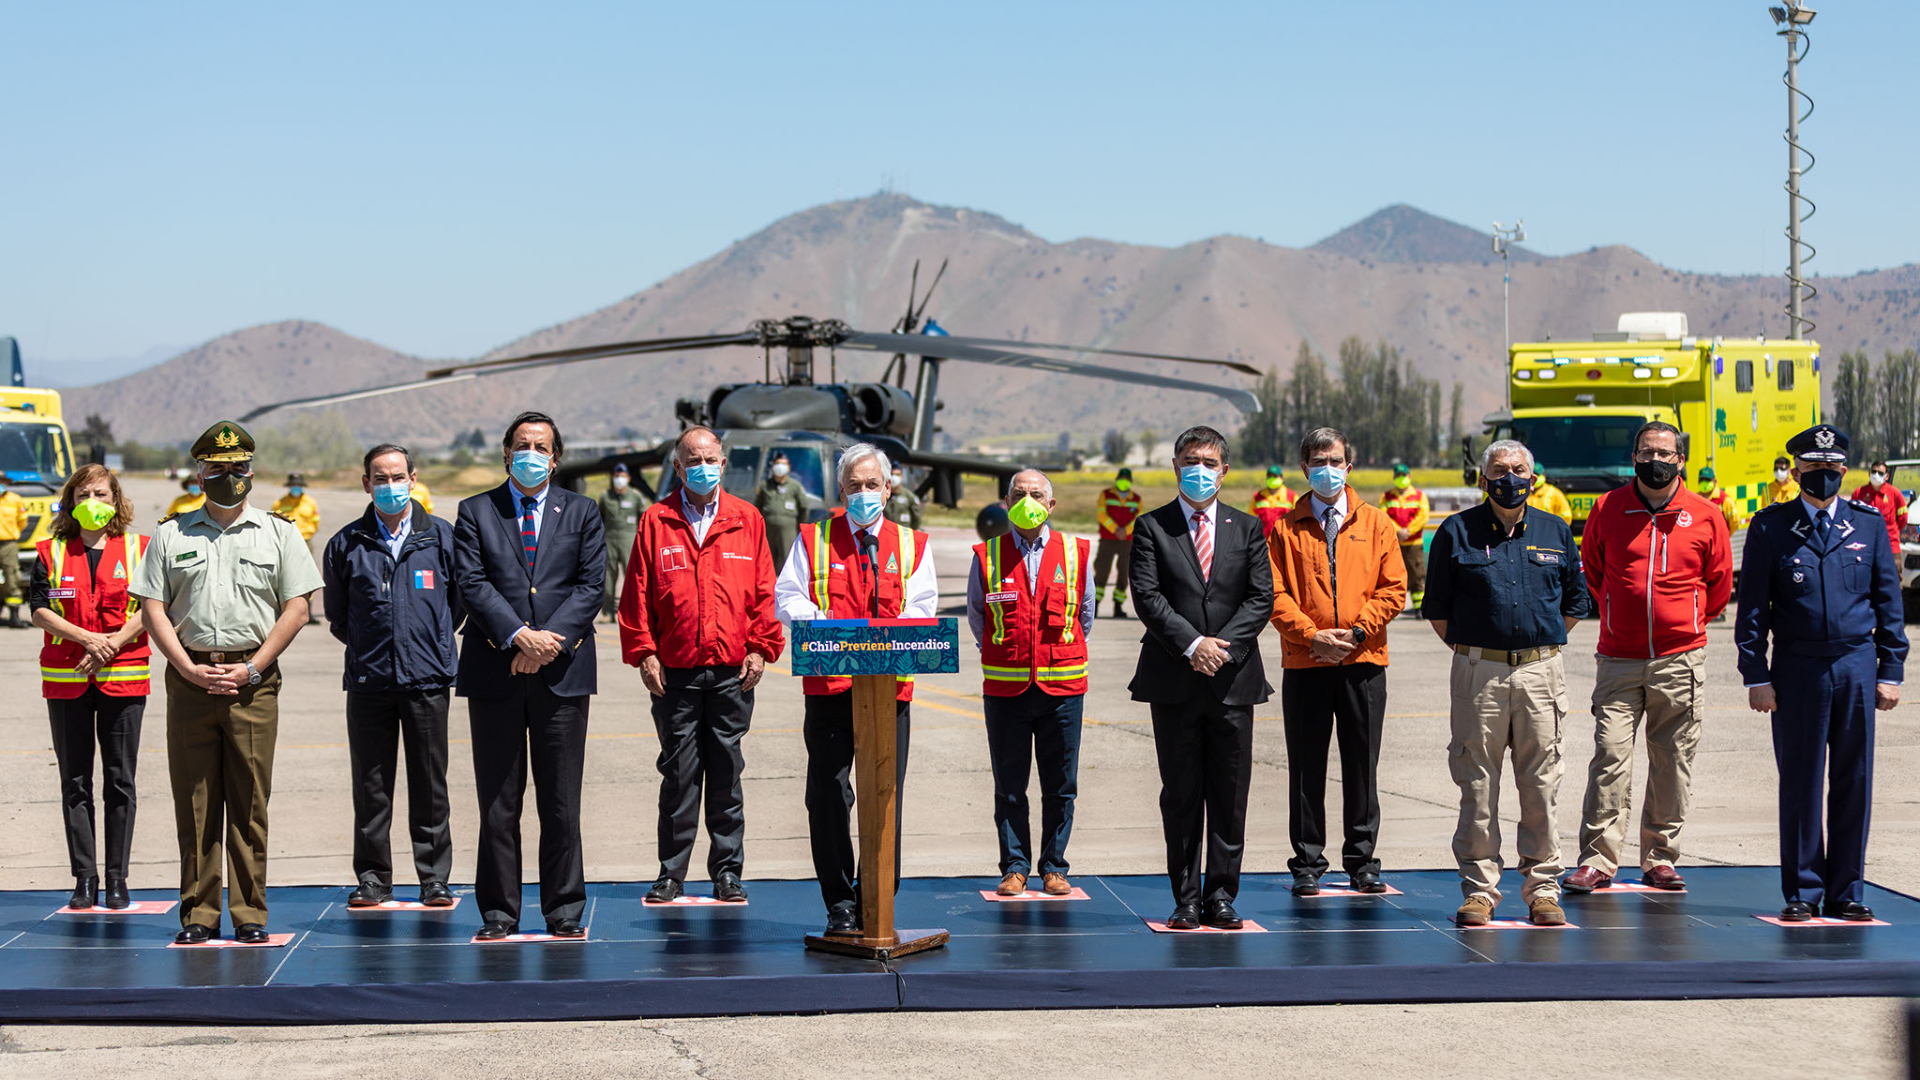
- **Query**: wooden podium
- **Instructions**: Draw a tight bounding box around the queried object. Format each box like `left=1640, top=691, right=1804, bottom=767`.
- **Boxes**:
left=791, top=618, right=958, bottom=960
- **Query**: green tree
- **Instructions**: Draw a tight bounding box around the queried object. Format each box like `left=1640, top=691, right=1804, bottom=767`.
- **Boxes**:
left=1877, top=348, right=1920, bottom=461
left=1831, top=351, right=1873, bottom=457
left=1236, top=365, right=1286, bottom=466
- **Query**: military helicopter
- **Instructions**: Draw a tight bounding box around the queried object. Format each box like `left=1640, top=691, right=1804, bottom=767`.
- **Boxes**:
left=243, top=260, right=1261, bottom=522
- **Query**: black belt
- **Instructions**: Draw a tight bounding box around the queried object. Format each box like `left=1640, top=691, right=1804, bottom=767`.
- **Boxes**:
left=187, top=647, right=262, bottom=664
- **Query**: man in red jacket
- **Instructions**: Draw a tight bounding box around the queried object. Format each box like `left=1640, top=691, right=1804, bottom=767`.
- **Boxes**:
left=1852, top=461, right=1907, bottom=555
left=619, top=426, right=784, bottom=905
left=1566, top=421, right=1732, bottom=893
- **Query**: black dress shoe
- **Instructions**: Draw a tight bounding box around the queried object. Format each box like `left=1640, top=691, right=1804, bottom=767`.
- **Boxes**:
left=348, top=882, right=393, bottom=907
left=1825, top=901, right=1875, bottom=922
left=419, top=881, right=454, bottom=907
left=1780, top=900, right=1816, bottom=922
left=1202, top=899, right=1244, bottom=929
left=825, top=903, right=858, bottom=934
left=234, top=923, right=270, bottom=945
left=475, top=920, right=516, bottom=940
left=714, top=873, right=748, bottom=903
left=1350, top=870, right=1388, bottom=894
left=174, top=924, right=215, bottom=945
left=547, top=919, right=585, bottom=938
left=1291, top=874, right=1321, bottom=897
left=68, top=876, right=98, bottom=910
left=644, top=876, right=684, bottom=904
left=1166, top=903, right=1202, bottom=930
left=102, top=877, right=130, bottom=910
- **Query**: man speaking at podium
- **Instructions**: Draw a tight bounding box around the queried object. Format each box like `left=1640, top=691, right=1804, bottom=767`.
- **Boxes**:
left=774, top=443, right=937, bottom=934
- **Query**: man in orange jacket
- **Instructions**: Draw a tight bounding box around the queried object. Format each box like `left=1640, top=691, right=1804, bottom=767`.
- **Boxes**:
left=1267, top=427, right=1408, bottom=896
left=619, top=427, right=785, bottom=904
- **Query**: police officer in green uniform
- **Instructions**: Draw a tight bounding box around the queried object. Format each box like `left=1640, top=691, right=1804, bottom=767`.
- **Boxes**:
left=598, top=463, right=648, bottom=621
left=130, top=420, right=323, bottom=944
left=884, top=464, right=923, bottom=530
left=754, top=451, right=807, bottom=573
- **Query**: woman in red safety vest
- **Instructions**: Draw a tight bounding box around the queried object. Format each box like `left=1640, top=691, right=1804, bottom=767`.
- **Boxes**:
left=29, top=464, right=151, bottom=911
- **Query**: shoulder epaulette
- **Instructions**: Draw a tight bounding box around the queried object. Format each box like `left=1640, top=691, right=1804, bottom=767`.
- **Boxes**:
left=271, top=509, right=298, bottom=524
left=157, top=511, right=180, bottom=525
left=1753, top=500, right=1791, bottom=517
left=1848, top=498, right=1877, bottom=512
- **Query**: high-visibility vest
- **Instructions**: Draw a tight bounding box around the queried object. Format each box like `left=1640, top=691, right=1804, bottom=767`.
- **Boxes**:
left=1096, top=488, right=1142, bottom=540
left=1251, top=485, right=1296, bottom=531
left=799, top=514, right=929, bottom=701
left=1379, top=485, right=1431, bottom=541
left=974, top=531, right=1090, bottom=697
left=37, top=533, right=151, bottom=698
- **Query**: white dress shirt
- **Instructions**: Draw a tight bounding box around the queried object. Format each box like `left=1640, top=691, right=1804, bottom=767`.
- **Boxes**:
left=1176, top=496, right=1221, bottom=658
left=774, top=518, right=939, bottom=626
left=1310, top=489, right=1349, bottom=536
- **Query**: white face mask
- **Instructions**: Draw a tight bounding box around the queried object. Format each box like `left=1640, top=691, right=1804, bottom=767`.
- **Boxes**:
left=612, top=475, right=629, bottom=491
left=771, top=462, right=790, bottom=479
left=1871, top=472, right=1888, bottom=487
left=1776, top=468, right=1791, bottom=483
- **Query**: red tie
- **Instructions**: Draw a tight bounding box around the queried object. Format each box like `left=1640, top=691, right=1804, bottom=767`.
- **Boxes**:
left=1192, top=510, right=1212, bottom=580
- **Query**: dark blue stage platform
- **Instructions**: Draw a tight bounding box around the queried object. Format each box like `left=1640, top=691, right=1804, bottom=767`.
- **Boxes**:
left=2, top=868, right=1916, bottom=1023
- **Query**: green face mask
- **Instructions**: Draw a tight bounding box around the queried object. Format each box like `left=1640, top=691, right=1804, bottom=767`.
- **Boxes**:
left=71, top=498, right=116, bottom=531
left=1007, top=495, right=1051, bottom=530
left=1114, top=479, right=1131, bottom=493
left=1394, top=476, right=1411, bottom=491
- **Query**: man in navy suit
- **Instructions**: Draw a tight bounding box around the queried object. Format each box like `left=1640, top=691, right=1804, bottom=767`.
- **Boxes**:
left=453, top=411, right=606, bottom=939
left=1128, top=425, right=1274, bottom=930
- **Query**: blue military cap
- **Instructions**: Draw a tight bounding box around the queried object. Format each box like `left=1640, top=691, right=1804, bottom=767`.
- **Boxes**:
left=1785, top=423, right=1849, bottom=464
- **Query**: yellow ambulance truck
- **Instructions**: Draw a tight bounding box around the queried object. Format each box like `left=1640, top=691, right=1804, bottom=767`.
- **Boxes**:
left=0, top=386, right=78, bottom=571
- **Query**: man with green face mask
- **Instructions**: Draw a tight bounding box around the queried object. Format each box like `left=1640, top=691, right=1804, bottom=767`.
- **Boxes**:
left=1380, top=464, right=1431, bottom=612
left=1093, top=468, right=1142, bottom=618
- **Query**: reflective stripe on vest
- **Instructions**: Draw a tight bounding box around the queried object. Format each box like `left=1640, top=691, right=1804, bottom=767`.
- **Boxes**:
left=41, top=664, right=150, bottom=683
left=1058, top=535, right=1081, bottom=645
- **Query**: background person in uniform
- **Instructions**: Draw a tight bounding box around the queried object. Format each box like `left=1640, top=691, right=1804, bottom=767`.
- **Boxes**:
left=1694, top=466, right=1746, bottom=534
left=1737, top=424, right=1907, bottom=922
left=598, top=463, right=647, bottom=621
left=1765, top=454, right=1800, bottom=506
left=166, top=477, right=205, bottom=518
left=966, top=469, right=1093, bottom=898
left=1527, top=463, right=1573, bottom=520
left=1249, top=464, right=1296, bottom=533
left=1566, top=422, right=1731, bottom=895
left=1852, top=460, right=1906, bottom=555
left=1423, top=438, right=1591, bottom=928
left=755, top=451, right=806, bottom=574
left=322, top=443, right=460, bottom=908
left=1093, top=467, right=1142, bottom=618
left=1380, top=462, right=1431, bottom=613
left=0, top=473, right=26, bottom=628
left=131, top=420, right=323, bottom=944
left=620, top=427, right=782, bottom=905
left=1267, top=428, right=1406, bottom=897
left=1128, top=425, right=1274, bottom=930
left=453, top=411, right=605, bottom=940
left=884, top=464, right=923, bottom=529
left=30, top=464, right=150, bottom=910
left=409, top=478, right=434, bottom=515
left=273, top=474, right=322, bottom=623
left=773, top=442, right=936, bottom=934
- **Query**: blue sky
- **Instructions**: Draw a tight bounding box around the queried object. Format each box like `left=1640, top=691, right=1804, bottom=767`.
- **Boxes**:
left=6, top=1, right=1915, bottom=370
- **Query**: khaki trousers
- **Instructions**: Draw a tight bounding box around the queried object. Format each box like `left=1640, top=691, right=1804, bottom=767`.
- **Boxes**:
left=602, top=533, right=634, bottom=618
left=1448, top=650, right=1567, bottom=905
left=166, top=663, right=280, bottom=928
left=1577, top=648, right=1705, bottom=875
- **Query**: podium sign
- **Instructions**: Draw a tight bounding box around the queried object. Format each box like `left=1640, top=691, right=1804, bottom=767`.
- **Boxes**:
left=793, top=618, right=956, bottom=960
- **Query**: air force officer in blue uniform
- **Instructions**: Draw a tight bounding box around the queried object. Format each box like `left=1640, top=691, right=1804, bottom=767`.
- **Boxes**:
left=1736, top=424, right=1907, bottom=922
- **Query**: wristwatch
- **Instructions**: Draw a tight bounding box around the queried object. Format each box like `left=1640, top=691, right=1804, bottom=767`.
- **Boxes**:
left=245, top=661, right=262, bottom=686
left=1350, top=626, right=1368, bottom=646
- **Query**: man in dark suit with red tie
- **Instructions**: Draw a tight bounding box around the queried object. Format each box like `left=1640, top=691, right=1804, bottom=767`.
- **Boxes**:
left=453, top=411, right=606, bottom=940
left=1129, top=425, right=1275, bottom=930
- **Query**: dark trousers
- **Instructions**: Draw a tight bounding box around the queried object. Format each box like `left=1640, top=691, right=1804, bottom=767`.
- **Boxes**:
left=346, top=689, right=453, bottom=888
left=1149, top=696, right=1254, bottom=905
left=804, top=692, right=910, bottom=912
left=1772, top=649, right=1876, bottom=906
left=651, top=665, right=752, bottom=882
left=468, top=681, right=589, bottom=928
left=47, top=689, right=144, bottom=880
left=983, top=687, right=1083, bottom=876
left=1280, top=663, right=1386, bottom=877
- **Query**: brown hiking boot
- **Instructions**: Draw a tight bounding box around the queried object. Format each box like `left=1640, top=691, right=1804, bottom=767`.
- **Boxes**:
left=1041, top=872, right=1071, bottom=896
left=996, top=872, right=1028, bottom=896
left=1529, top=895, right=1568, bottom=926
left=1455, top=895, right=1494, bottom=926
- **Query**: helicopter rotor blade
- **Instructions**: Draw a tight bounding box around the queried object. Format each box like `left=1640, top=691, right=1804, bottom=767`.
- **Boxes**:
left=838, top=332, right=1260, bottom=415
left=893, top=259, right=920, bottom=334
left=915, top=334, right=1260, bottom=377
left=909, top=258, right=948, bottom=327
left=238, top=373, right=481, bottom=423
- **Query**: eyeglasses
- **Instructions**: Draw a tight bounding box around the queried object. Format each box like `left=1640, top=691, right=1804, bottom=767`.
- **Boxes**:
left=1632, top=449, right=1682, bottom=463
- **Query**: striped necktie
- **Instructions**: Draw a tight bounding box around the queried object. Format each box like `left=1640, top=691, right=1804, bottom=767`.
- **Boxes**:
left=1192, top=509, right=1212, bottom=580
left=520, top=496, right=539, bottom=572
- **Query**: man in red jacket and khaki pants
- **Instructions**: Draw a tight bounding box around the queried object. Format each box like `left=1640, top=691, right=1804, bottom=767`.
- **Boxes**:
left=619, top=427, right=784, bottom=904
left=1566, top=421, right=1732, bottom=893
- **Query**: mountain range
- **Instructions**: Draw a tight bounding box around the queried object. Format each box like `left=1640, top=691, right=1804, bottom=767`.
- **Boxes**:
left=62, top=194, right=1920, bottom=450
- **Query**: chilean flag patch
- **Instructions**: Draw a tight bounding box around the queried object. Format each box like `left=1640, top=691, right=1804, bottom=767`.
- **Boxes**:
left=414, top=569, right=435, bottom=590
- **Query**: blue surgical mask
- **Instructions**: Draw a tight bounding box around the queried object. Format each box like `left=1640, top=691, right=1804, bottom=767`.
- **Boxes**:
left=289, top=486, right=304, bottom=497
left=509, top=449, right=551, bottom=489
left=1178, top=464, right=1220, bottom=503
left=372, top=481, right=411, bottom=516
left=847, top=490, right=886, bottom=526
left=683, top=462, right=723, bottom=495
left=187, top=484, right=201, bottom=496
left=1308, top=465, right=1347, bottom=500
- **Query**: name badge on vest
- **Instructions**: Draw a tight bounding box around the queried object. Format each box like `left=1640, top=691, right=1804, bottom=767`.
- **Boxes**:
left=47, top=588, right=77, bottom=599
left=984, top=590, right=1020, bottom=605
left=414, top=569, right=435, bottom=590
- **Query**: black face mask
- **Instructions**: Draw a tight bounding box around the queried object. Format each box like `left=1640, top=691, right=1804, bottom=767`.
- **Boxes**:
left=1634, top=459, right=1680, bottom=489
left=1486, top=473, right=1532, bottom=509
left=1799, top=467, right=1843, bottom=501
left=202, top=471, right=252, bottom=509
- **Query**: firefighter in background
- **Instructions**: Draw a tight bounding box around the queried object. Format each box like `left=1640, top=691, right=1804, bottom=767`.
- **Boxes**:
left=1694, top=466, right=1746, bottom=533
left=409, top=479, right=435, bottom=515
left=1380, top=463, right=1431, bottom=612
left=1852, top=461, right=1907, bottom=556
left=165, top=478, right=206, bottom=518
left=272, top=474, right=321, bottom=543
left=1251, top=464, right=1297, bottom=533
left=1765, top=454, right=1801, bottom=506
left=1528, top=463, right=1574, bottom=521
left=1092, top=467, right=1142, bottom=619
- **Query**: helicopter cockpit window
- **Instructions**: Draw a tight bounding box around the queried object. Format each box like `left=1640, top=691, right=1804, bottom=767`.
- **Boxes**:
left=724, top=446, right=762, bottom=497
left=781, top=447, right=827, bottom=501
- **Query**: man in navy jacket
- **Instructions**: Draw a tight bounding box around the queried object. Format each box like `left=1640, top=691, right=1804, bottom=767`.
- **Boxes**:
left=323, top=443, right=462, bottom=908
left=454, top=412, right=605, bottom=939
